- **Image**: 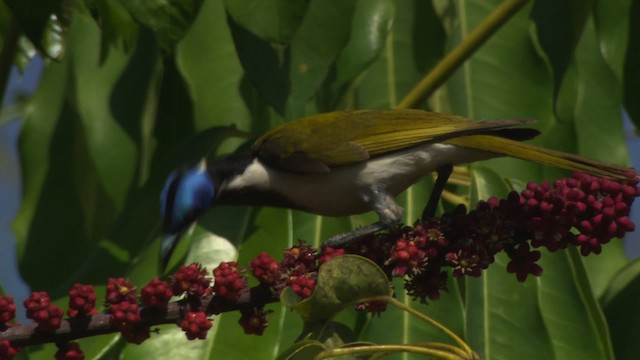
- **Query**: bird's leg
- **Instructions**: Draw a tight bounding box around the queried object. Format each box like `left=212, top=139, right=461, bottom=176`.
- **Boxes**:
left=421, top=164, right=453, bottom=220
left=322, top=188, right=402, bottom=250
left=322, top=222, right=388, bottom=249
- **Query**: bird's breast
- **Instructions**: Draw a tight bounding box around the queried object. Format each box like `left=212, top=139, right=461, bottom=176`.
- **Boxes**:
left=264, top=142, right=497, bottom=216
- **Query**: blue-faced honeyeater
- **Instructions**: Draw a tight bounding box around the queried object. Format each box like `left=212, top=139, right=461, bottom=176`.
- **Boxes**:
left=159, top=109, right=636, bottom=265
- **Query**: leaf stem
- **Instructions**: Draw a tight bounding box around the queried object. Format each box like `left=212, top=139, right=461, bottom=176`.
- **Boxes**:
left=396, top=0, right=530, bottom=109
left=315, top=344, right=468, bottom=360
left=384, top=296, right=476, bottom=357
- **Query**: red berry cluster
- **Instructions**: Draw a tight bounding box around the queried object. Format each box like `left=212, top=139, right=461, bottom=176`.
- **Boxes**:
left=318, top=247, right=346, bottom=265
left=212, top=262, right=248, bottom=302
left=180, top=311, right=212, bottom=340
left=171, top=263, right=212, bottom=297
left=250, top=252, right=281, bottom=285
left=67, top=284, right=97, bottom=317
left=286, top=275, right=316, bottom=299
left=249, top=243, right=330, bottom=301
left=0, top=340, right=19, bottom=360
left=238, top=308, right=271, bottom=336
left=103, top=279, right=151, bottom=344
left=0, top=173, right=636, bottom=354
left=0, top=296, right=16, bottom=329
left=23, top=292, right=64, bottom=332
left=340, top=172, right=640, bottom=304
left=55, top=342, right=84, bottom=360
left=105, top=278, right=137, bottom=305
left=108, top=301, right=141, bottom=332
left=141, top=278, right=173, bottom=309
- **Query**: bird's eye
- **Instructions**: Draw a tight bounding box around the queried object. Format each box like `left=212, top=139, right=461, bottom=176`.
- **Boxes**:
left=160, top=166, right=216, bottom=234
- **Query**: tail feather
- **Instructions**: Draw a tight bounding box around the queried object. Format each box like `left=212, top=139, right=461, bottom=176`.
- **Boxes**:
left=446, top=135, right=638, bottom=181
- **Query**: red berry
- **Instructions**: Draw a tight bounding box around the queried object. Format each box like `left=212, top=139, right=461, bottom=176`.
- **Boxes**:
left=23, top=291, right=64, bottom=332
left=286, top=275, right=316, bottom=299
left=141, top=278, right=173, bottom=309
left=179, top=311, right=212, bottom=340
left=238, top=308, right=271, bottom=336
left=67, top=284, right=97, bottom=317
left=213, top=262, right=248, bottom=302
left=318, top=247, right=346, bottom=265
left=171, top=263, right=211, bottom=297
left=55, top=342, right=84, bottom=360
left=109, top=301, right=141, bottom=333
left=250, top=252, right=281, bottom=285
left=0, top=296, right=16, bottom=327
left=0, top=340, right=19, bottom=359
left=105, top=278, right=137, bottom=305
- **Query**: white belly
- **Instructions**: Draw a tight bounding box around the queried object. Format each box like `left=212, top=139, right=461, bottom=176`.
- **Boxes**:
left=264, top=143, right=497, bottom=217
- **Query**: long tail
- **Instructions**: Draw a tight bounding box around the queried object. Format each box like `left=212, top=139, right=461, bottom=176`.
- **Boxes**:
left=446, top=134, right=638, bottom=181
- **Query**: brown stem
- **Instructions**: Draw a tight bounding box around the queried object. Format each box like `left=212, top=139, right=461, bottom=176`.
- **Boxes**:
left=396, top=0, right=530, bottom=109
left=0, top=285, right=278, bottom=347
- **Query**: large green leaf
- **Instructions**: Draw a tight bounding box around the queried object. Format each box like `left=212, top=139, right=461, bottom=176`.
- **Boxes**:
left=223, top=0, right=309, bottom=44
left=227, top=16, right=290, bottom=114
left=70, top=10, right=153, bottom=210
left=328, top=0, right=395, bottom=108
left=529, top=0, right=592, bottom=97
left=286, top=0, right=357, bottom=117
left=176, top=0, right=252, bottom=132
left=13, top=33, right=119, bottom=291
left=601, top=259, right=640, bottom=360
left=118, top=0, right=204, bottom=51
left=556, top=18, right=629, bottom=298
left=465, top=166, right=555, bottom=360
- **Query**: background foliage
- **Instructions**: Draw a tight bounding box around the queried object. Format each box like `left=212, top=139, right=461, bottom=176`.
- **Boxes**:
left=1, top=0, right=640, bottom=359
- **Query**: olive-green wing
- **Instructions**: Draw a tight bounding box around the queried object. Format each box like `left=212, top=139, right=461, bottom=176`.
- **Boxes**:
left=252, top=109, right=535, bottom=173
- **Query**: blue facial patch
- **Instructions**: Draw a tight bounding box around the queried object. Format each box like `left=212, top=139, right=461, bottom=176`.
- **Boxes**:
left=160, top=165, right=216, bottom=234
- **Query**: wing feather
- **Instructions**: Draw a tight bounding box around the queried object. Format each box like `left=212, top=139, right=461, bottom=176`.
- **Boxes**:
left=252, top=109, right=535, bottom=173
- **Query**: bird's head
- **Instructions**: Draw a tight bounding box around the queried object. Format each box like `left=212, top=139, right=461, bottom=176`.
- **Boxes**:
left=160, top=160, right=216, bottom=235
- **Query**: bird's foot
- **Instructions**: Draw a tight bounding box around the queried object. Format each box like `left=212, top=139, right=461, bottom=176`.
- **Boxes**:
left=322, top=222, right=388, bottom=250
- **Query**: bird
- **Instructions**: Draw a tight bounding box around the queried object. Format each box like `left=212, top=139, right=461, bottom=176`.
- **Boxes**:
left=159, top=109, right=636, bottom=266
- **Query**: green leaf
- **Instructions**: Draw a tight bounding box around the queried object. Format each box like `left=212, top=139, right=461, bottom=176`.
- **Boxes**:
left=285, top=255, right=391, bottom=322
left=223, top=0, right=309, bottom=44
left=276, top=340, right=325, bottom=360
left=96, top=0, right=139, bottom=55
left=4, top=0, right=63, bottom=58
left=120, top=326, right=211, bottom=360
left=622, top=0, right=640, bottom=128
left=227, top=16, right=290, bottom=114
left=593, top=0, right=632, bottom=80
left=536, top=248, right=614, bottom=359
left=356, top=0, right=445, bottom=109
left=556, top=18, right=629, bottom=298
left=176, top=0, right=252, bottom=132
left=13, top=42, right=119, bottom=292
left=601, top=259, right=640, bottom=360
left=329, top=0, right=395, bottom=107
left=286, top=0, right=358, bottom=117
left=529, top=0, right=592, bottom=96
left=70, top=10, right=155, bottom=210
left=118, top=0, right=204, bottom=51
left=465, top=166, right=555, bottom=360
